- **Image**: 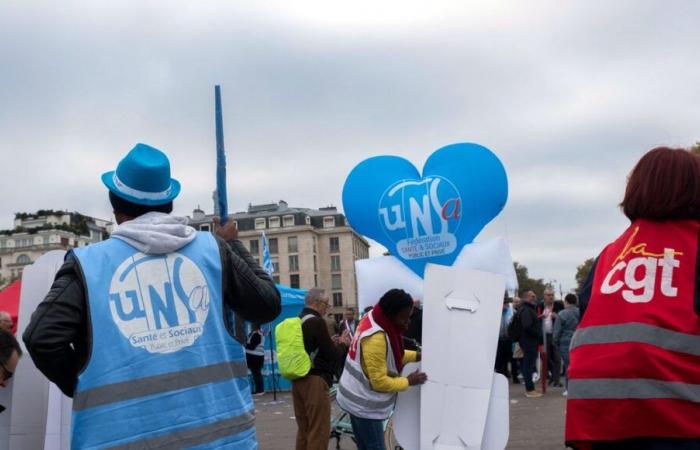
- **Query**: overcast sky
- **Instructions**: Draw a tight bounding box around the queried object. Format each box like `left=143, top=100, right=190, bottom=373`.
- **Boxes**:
left=1, top=1, right=699, bottom=293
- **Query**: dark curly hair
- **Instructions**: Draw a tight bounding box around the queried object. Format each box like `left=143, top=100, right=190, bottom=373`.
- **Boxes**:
left=377, top=289, right=413, bottom=318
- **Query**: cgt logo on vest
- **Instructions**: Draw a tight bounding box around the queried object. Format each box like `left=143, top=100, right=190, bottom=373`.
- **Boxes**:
left=109, top=253, right=210, bottom=354
left=600, top=228, right=683, bottom=303
left=379, top=176, right=461, bottom=261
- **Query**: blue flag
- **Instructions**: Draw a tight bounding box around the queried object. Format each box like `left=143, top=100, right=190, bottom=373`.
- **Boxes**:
left=261, top=231, right=274, bottom=276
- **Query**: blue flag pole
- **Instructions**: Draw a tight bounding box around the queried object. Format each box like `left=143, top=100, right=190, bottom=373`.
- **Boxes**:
left=215, top=85, right=228, bottom=225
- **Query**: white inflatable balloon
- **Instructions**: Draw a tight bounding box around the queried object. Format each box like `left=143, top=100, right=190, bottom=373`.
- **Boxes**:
left=393, top=371, right=510, bottom=450
left=421, top=264, right=506, bottom=450
left=355, top=237, right=517, bottom=313
left=6, top=251, right=71, bottom=450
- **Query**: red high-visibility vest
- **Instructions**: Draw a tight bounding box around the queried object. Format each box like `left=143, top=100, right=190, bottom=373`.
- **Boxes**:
left=566, top=219, right=700, bottom=448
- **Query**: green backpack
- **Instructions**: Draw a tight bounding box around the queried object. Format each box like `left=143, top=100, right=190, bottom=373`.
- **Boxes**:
left=275, top=315, right=316, bottom=380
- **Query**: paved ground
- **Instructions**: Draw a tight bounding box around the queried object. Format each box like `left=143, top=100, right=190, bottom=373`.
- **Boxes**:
left=255, top=381, right=567, bottom=449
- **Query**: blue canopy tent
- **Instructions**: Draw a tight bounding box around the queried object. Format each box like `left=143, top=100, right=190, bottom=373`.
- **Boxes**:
left=260, top=284, right=306, bottom=393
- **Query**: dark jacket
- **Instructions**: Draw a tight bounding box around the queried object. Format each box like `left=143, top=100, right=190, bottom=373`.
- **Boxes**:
left=299, top=307, right=347, bottom=387
left=22, top=237, right=281, bottom=397
left=518, top=302, right=541, bottom=349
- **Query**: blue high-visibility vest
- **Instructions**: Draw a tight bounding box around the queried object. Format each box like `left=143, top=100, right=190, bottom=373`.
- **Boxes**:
left=71, top=232, right=256, bottom=449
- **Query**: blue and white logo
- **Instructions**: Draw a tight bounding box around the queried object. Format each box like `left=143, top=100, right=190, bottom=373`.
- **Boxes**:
left=109, top=253, right=210, bottom=354
left=379, top=176, right=461, bottom=260
left=342, top=142, right=508, bottom=277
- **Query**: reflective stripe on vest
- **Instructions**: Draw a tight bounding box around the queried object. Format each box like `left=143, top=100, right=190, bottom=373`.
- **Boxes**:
left=336, top=312, right=397, bottom=419
left=74, top=360, right=249, bottom=411
left=566, top=220, right=700, bottom=445
left=71, top=233, right=256, bottom=450
left=107, top=409, right=255, bottom=450
left=568, top=378, right=700, bottom=402
left=570, top=322, right=700, bottom=357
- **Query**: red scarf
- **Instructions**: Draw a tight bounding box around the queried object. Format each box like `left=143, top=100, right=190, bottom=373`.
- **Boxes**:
left=370, top=305, right=406, bottom=373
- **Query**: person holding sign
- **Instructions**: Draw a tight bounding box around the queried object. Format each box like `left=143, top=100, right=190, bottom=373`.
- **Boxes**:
left=337, top=289, right=427, bottom=450
left=23, top=143, right=281, bottom=449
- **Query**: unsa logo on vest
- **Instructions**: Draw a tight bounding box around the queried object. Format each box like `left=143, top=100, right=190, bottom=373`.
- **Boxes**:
left=109, top=252, right=210, bottom=354
left=378, top=176, right=462, bottom=260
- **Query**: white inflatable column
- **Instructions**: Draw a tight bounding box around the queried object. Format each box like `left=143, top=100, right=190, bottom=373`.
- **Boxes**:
left=420, top=264, right=505, bottom=450
left=8, top=251, right=71, bottom=450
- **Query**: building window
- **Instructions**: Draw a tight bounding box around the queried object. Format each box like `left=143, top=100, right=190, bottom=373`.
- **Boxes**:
left=323, top=216, right=335, bottom=228
left=333, top=292, right=343, bottom=307
left=330, top=236, right=340, bottom=253
left=269, top=217, right=280, bottom=228
left=331, top=255, right=341, bottom=272
left=255, top=218, right=266, bottom=230
left=288, top=236, right=298, bottom=253
left=272, top=257, right=279, bottom=273
left=305, top=216, right=311, bottom=225
left=16, top=254, right=30, bottom=265
left=273, top=275, right=280, bottom=284
left=290, top=274, right=300, bottom=289
left=314, top=274, right=318, bottom=286
left=200, top=224, right=210, bottom=232
left=249, top=239, right=259, bottom=255
left=313, top=255, right=317, bottom=271
left=332, top=274, right=342, bottom=290
left=269, top=238, right=278, bottom=254
left=313, top=236, right=317, bottom=253
left=283, top=215, right=295, bottom=227
left=0, top=257, right=2, bottom=268
left=289, top=255, right=299, bottom=272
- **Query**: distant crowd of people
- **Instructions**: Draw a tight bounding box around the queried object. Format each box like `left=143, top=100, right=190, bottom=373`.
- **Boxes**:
left=496, top=288, right=580, bottom=397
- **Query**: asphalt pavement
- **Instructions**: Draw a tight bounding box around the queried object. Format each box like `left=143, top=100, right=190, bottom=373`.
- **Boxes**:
left=254, top=381, right=568, bottom=449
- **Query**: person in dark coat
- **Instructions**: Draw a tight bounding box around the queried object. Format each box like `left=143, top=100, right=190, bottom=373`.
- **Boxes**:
left=518, top=290, right=542, bottom=397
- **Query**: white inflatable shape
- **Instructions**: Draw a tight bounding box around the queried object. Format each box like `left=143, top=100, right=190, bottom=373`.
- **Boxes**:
left=421, top=264, right=505, bottom=450
left=392, top=361, right=422, bottom=449
left=355, top=256, right=423, bottom=312
left=355, top=237, right=517, bottom=312
left=7, top=251, right=71, bottom=450
left=453, top=237, right=517, bottom=291
left=481, top=374, right=509, bottom=450
left=393, top=370, right=510, bottom=450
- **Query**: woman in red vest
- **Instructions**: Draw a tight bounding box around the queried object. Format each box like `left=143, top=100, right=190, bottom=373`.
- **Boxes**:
left=565, top=147, right=700, bottom=450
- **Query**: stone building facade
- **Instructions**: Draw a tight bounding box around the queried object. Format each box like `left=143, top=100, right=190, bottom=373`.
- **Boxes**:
left=0, top=211, right=112, bottom=284
left=189, top=201, right=370, bottom=318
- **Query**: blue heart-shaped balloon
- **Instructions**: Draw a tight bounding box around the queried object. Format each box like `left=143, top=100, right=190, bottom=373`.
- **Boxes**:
left=342, top=143, right=508, bottom=278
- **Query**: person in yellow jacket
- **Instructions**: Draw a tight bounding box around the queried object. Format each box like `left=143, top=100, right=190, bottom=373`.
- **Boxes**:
left=336, top=289, right=428, bottom=450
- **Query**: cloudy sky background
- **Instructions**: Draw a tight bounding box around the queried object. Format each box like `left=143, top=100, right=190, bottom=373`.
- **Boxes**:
left=1, top=1, right=699, bottom=292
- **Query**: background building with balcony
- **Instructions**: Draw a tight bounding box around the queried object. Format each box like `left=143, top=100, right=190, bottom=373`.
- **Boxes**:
left=189, top=201, right=370, bottom=319
left=0, top=210, right=113, bottom=285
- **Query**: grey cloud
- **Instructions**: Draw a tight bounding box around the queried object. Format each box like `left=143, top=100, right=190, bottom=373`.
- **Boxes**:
left=1, top=1, right=699, bottom=291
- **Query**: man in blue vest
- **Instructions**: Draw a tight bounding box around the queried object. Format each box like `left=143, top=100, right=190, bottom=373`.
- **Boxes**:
left=23, top=143, right=281, bottom=449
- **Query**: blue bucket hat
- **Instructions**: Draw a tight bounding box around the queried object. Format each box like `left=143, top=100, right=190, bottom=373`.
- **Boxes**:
left=101, top=143, right=181, bottom=206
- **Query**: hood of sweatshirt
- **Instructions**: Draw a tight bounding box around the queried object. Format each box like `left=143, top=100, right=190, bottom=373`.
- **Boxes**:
left=111, top=212, right=197, bottom=255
